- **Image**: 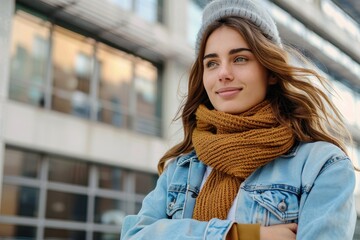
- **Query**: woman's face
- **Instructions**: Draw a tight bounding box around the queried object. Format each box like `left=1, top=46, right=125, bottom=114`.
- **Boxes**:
left=202, top=26, right=273, bottom=114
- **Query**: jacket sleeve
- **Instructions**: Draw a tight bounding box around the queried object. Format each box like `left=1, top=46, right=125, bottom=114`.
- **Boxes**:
left=297, top=155, right=357, bottom=240
left=120, top=160, right=234, bottom=240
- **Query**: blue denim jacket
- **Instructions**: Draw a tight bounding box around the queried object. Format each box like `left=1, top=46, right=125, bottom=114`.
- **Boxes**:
left=121, top=141, right=356, bottom=240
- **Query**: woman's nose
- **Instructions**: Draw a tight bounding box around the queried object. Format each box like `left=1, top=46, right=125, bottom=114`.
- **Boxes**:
left=218, top=64, right=234, bottom=81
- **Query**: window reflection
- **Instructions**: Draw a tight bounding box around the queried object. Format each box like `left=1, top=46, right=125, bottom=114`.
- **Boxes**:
left=107, top=0, right=132, bottom=10
left=9, top=11, right=49, bottom=107
left=135, top=171, right=157, bottom=195
left=1, top=184, right=39, bottom=218
left=52, top=27, right=94, bottom=118
left=268, top=1, right=360, bottom=79
left=187, top=0, right=203, bottom=45
left=322, top=0, right=360, bottom=41
left=98, top=166, right=126, bottom=190
left=1, top=147, right=158, bottom=237
left=48, top=157, right=89, bottom=186
left=135, top=0, right=159, bottom=22
left=44, top=228, right=86, bottom=240
left=97, top=44, right=132, bottom=128
left=134, top=59, right=159, bottom=135
left=108, top=0, right=161, bottom=22
left=94, top=232, right=120, bottom=240
left=0, top=224, right=36, bottom=239
left=4, top=148, right=41, bottom=178
left=9, top=10, right=162, bottom=137
left=46, top=190, right=88, bottom=222
left=95, top=197, right=127, bottom=225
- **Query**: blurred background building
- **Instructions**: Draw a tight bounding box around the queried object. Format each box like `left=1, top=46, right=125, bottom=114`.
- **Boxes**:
left=0, top=0, right=359, bottom=239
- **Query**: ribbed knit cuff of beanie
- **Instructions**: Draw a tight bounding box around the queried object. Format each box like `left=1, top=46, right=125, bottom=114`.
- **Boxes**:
left=195, top=0, right=282, bottom=56
left=226, top=223, right=260, bottom=240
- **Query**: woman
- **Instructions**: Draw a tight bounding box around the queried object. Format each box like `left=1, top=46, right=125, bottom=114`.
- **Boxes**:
left=121, top=0, right=356, bottom=239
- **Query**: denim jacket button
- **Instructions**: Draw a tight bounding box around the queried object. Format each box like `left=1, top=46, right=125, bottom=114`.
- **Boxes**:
left=168, top=201, right=175, bottom=209
left=278, top=200, right=287, bottom=212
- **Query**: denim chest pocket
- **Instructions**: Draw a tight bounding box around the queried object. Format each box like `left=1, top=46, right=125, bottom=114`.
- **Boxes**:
left=248, top=184, right=300, bottom=226
left=166, top=184, right=186, bottom=219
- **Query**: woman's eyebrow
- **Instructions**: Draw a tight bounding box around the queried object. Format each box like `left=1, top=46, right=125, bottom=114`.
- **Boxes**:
left=203, top=48, right=252, bottom=61
left=229, top=48, right=252, bottom=55
left=203, top=53, right=218, bottom=61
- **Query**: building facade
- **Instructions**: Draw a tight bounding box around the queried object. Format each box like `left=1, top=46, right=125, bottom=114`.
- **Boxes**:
left=0, top=0, right=359, bottom=239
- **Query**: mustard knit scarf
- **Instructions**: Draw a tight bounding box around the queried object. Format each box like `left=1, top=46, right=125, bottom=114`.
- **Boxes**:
left=192, top=101, right=295, bottom=221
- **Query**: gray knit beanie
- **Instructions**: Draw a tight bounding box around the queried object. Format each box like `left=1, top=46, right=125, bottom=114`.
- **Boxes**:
left=195, top=0, right=281, bottom=55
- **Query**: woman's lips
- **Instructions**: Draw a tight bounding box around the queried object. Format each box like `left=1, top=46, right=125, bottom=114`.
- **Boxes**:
left=216, top=87, right=243, bottom=98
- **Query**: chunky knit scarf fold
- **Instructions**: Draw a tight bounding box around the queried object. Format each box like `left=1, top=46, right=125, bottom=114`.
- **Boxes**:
left=192, top=101, right=295, bottom=221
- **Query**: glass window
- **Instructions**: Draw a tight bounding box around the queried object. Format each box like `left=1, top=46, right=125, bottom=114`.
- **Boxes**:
left=106, top=0, right=162, bottom=23
left=97, top=44, right=132, bottom=128
left=9, top=10, right=49, bottom=107
left=322, top=0, right=360, bottom=41
left=94, top=232, right=120, bottom=240
left=187, top=0, right=204, bottom=45
left=107, top=0, right=132, bottom=10
left=9, top=10, right=162, bottom=138
left=0, top=224, right=36, bottom=239
left=94, top=197, right=127, bottom=225
left=1, top=184, right=39, bottom=217
left=46, top=190, right=88, bottom=222
left=48, top=157, right=89, bottom=186
left=4, top=148, right=41, bottom=178
left=135, top=0, right=159, bottom=22
left=98, top=165, right=127, bottom=190
left=134, top=172, right=157, bottom=195
left=52, top=26, right=94, bottom=118
left=134, top=59, right=159, bottom=135
left=44, top=228, right=86, bottom=240
left=0, top=147, right=154, bottom=236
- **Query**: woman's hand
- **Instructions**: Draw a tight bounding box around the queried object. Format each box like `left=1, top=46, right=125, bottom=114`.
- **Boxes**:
left=260, top=223, right=297, bottom=240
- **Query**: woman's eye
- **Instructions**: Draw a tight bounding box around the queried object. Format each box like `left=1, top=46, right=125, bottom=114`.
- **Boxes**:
left=234, top=56, right=247, bottom=63
left=206, top=61, right=217, bottom=68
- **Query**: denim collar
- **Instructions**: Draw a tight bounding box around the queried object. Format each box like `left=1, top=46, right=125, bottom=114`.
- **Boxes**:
left=177, top=151, right=198, bottom=166
left=281, top=141, right=301, bottom=158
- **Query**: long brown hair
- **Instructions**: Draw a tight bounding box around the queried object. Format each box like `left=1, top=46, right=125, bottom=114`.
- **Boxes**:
left=158, top=17, right=351, bottom=173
